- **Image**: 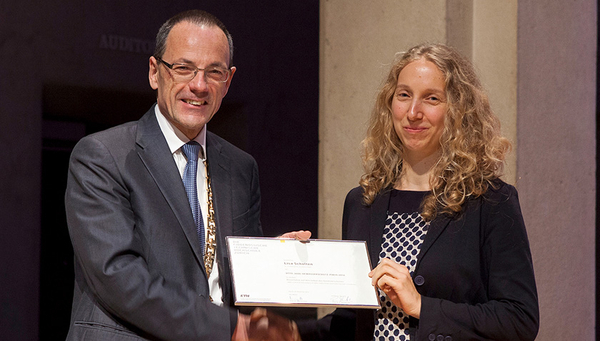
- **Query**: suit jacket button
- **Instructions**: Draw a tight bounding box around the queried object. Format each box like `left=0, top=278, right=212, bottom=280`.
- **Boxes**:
left=437, top=335, right=444, bottom=341
left=414, top=275, right=425, bottom=286
left=445, top=337, right=453, bottom=341
left=428, top=334, right=436, bottom=341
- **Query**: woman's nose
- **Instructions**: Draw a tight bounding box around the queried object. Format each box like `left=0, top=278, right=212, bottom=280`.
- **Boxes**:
left=407, top=100, right=423, bottom=121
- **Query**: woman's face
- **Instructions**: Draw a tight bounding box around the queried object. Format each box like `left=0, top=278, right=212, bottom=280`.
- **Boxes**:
left=391, top=58, right=447, bottom=161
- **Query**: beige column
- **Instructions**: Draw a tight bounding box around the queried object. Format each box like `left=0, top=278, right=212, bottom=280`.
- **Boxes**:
left=471, top=1, right=518, bottom=183
left=517, top=1, right=596, bottom=339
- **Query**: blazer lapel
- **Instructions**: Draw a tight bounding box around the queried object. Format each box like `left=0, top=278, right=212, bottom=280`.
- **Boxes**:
left=368, top=189, right=452, bottom=275
left=135, top=108, right=206, bottom=268
left=368, top=190, right=391, bottom=266
left=415, top=213, right=451, bottom=269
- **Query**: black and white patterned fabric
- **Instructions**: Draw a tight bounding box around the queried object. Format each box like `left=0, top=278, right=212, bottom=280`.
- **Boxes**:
left=373, top=190, right=430, bottom=341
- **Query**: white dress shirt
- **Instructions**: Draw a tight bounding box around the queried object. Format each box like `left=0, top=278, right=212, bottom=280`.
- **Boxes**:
left=155, top=106, right=223, bottom=306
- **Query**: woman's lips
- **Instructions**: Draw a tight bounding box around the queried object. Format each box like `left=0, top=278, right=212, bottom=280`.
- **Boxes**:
left=404, top=126, right=428, bottom=133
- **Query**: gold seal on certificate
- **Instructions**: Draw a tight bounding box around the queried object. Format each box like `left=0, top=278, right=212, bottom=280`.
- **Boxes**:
left=226, top=237, right=380, bottom=309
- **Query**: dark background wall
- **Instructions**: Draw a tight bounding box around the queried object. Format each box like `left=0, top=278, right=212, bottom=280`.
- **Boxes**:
left=0, top=1, right=319, bottom=339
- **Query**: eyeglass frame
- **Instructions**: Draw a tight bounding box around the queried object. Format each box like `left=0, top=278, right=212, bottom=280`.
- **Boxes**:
left=155, top=57, right=232, bottom=83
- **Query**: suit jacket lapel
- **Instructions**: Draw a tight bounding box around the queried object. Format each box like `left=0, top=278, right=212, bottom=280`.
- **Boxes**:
left=205, top=132, right=233, bottom=243
left=205, top=132, right=234, bottom=304
left=135, top=108, right=206, bottom=268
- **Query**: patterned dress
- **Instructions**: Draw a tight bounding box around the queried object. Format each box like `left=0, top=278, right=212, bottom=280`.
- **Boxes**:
left=373, top=190, right=429, bottom=341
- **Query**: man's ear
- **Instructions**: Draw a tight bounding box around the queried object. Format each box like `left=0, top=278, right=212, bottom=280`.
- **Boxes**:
left=148, top=56, right=159, bottom=90
left=222, top=66, right=236, bottom=97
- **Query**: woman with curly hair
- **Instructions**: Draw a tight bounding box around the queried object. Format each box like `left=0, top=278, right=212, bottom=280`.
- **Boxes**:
left=297, top=43, right=539, bottom=341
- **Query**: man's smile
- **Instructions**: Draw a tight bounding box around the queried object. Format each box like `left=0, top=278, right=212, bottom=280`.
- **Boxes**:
left=182, top=99, right=208, bottom=106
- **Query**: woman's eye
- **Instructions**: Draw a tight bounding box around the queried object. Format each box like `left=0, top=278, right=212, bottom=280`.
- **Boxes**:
left=427, top=95, right=444, bottom=103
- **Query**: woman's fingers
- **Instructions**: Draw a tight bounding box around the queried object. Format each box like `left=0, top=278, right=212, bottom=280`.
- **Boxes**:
left=369, top=258, right=422, bottom=318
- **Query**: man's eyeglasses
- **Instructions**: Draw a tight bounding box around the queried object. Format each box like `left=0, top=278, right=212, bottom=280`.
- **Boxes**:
left=156, top=57, right=231, bottom=83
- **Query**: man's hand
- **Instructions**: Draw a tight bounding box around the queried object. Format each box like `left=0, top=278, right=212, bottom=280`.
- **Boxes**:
left=248, top=308, right=301, bottom=341
left=277, top=230, right=311, bottom=241
left=232, top=309, right=301, bottom=341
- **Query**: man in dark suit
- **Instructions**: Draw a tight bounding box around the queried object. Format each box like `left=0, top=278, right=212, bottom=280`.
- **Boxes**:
left=65, top=10, right=306, bottom=340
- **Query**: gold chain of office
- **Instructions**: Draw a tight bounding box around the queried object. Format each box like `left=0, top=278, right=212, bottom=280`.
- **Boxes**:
left=203, top=159, right=217, bottom=279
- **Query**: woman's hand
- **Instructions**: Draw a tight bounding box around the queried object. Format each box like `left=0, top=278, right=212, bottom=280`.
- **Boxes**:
left=369, top=258, right=422, bottom=318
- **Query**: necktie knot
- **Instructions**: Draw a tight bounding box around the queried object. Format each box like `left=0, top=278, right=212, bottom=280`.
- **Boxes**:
left=182, top=141, right=201, bottom=162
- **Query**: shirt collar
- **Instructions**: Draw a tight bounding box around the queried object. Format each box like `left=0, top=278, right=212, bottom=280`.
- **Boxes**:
left=154, top=104, right=207, bottom=159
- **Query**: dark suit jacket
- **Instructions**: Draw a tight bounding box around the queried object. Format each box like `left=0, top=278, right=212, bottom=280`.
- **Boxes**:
left=65, top=106, right=262, bottom=340
left=298, top=180, right=539, bottom=341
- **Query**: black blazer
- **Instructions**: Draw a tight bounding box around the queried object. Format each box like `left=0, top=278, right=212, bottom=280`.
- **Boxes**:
left=298, top=180, right=539, bottom=341
left=65, top=106, right=262, bottom=340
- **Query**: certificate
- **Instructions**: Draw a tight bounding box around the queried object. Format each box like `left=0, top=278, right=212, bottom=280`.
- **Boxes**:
left=226, top=237, right=380, bottom=309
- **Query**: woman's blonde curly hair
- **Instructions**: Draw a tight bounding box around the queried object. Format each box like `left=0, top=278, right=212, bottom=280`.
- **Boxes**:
left=360, top=43, right=511, bottom=221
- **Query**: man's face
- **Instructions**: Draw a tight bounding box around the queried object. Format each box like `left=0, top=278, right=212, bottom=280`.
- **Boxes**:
left=149, top=22, right=236, bottom=139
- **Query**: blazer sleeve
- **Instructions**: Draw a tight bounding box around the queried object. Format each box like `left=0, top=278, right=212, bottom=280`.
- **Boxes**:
left=66, top=135, right=235, bottom=340
left=416, top=184, right=539, bottom=341
left=296, top=187, right=371, bottom=341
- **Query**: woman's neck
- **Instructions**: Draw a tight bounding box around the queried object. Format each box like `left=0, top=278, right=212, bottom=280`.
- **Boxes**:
left=395, top=151, right=440, bottom=191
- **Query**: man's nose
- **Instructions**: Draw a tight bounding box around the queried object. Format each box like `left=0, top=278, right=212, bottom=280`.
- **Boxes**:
left=188, top=70, right=209, bottom=92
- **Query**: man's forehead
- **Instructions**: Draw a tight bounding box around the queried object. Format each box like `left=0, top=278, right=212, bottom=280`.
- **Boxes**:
left=164, top=22, right=230, bottom=61
left=167, top=22, right=226, bottom=45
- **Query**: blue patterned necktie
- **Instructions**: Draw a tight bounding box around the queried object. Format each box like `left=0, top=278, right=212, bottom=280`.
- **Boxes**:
left=182, top=141, right=205, bottom=255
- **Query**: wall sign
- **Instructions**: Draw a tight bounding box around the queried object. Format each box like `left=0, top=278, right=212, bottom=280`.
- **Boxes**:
left=99, top=34, right=155, bottom=55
